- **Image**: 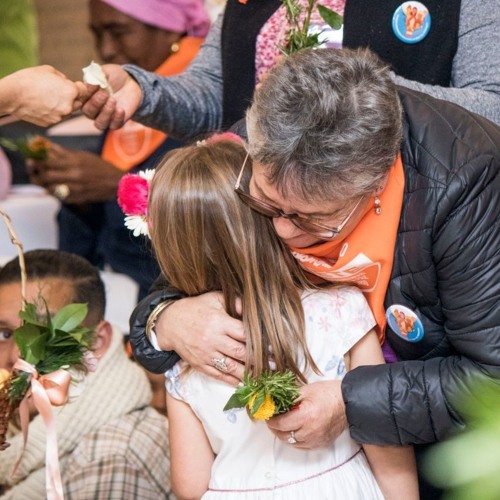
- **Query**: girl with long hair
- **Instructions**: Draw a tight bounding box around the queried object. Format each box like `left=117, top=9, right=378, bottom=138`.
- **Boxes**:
left=147, top=136, right=418, bottom=499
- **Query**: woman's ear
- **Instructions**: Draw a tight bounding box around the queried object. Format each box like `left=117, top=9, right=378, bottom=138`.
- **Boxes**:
left=92, top=320, right=113, bottom=357
left=374, top=174, right=390, bottom=196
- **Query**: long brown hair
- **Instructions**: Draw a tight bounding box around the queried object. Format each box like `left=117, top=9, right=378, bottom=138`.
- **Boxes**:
left=149, top=138, right=318, bottom=382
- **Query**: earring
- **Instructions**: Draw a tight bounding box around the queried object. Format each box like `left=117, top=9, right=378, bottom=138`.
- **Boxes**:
left=374, top=197, right=382, bottom=215
left=170, top=42, right=180, bottom=54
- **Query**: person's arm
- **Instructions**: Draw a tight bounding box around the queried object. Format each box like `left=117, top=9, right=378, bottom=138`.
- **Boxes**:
left=392, top=0, right=500, bottom=125
left=350, top=331, right=419, bottom=500
left=0, top=66, right=91, bottom=126
left=167, top=391, right=214, bottom=499
left=82, top=14, right=224, bottom=138
left=29, top=143, right=123, bottom=203
left=342, top=108, right=500, bottom=446
left=129, top=287, right=246, bottom=384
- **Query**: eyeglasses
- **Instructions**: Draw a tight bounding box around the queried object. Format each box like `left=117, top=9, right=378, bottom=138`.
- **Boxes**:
left=234, top=152, right=365, bottom=240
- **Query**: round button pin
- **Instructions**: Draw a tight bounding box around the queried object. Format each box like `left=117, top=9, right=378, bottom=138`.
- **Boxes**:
left=386, top=304, right=424, bottom=342
left=392, top=2, right=431, bottom=44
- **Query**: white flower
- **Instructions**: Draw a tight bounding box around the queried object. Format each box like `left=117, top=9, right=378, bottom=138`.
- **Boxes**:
left=124, top=215, right=149, bottom=237
left=82, top=61, right=113, bottom=94
left=139, top=169, right=155, bottom=182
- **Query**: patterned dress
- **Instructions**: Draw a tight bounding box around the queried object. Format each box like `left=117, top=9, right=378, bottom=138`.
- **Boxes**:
left=166, top=286, right=384, bottom=499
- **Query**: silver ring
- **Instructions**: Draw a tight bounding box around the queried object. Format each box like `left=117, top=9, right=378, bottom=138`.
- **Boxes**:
left=211, top=357, right=229, bottom=373
left=53, top=184, right=70, bottom=201
left=287, top=431, right=297, bottom=444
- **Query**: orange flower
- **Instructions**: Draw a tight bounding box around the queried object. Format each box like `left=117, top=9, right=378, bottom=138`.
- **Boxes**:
left=0, top=369, right=10, bottom=389
left=248, top=393, right=276, bottom=420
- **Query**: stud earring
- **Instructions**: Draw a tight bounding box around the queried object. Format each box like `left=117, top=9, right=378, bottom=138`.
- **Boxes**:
left=374, top=197, right=382, bottom=215
left=170, top=42, right=180, bottom=54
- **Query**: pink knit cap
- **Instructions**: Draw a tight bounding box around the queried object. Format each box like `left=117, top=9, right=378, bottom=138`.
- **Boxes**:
left=99, top=0, right=210, bottom=37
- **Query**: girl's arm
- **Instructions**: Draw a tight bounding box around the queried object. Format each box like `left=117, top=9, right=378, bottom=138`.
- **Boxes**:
left=349, top=330, right=419, bottom=500
left=167, top=392, right=214, bottom=499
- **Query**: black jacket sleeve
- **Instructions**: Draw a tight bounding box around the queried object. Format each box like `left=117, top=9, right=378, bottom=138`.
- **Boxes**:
left=129, top=275, right=186, bottom=374
left=341, top=89, right=500, bottom=446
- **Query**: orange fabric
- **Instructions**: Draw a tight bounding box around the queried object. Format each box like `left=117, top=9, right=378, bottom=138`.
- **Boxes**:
left=102, top=36, right=204, bottom=171
left=291, top=155, right=405, bottom=342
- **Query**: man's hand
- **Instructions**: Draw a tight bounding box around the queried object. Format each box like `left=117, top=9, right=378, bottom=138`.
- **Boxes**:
left=267, top=380, right=347, bottom=449
left=28, top=143, right=123, bottom=204
left=81, top=64, right=142, bottom=131
left=155, top=292, right=246, bottom=385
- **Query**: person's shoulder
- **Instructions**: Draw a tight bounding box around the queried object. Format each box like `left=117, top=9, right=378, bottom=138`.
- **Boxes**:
left=69, top=407, right=169, bottom=463
left=302, top=286, right=369, bottom=314
left=398, top=87, right=500, bottom=179
left=62, top=407, right=172, bottom=498
left=398, top=86, right=500, bottom=145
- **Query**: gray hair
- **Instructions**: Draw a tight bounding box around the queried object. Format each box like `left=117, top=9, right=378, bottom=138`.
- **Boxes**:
left=246, top=48, right=403, bottom=201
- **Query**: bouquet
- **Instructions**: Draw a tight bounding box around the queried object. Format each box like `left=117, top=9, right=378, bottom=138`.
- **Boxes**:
left=0, top=299, right=94, bottom=451
left=224, top=370, right=301, bottom=420
left=0, top=208, right=94, bottom=452
left=280, top=0, right=343, bottom=55
left=0, top=135, right=51, bottom=160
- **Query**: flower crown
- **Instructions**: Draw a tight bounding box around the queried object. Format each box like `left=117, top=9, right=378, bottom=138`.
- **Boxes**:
left=117, top=133, right=244, bottom=237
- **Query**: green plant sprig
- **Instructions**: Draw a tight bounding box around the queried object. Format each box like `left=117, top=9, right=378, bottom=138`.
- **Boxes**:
left=279, top=0, right=343, bottom=56
left=7, top=301, right=94, bottom=405
left=224, top=370, right=301, bottom=418
left=0, top=135, right=50, bottom=160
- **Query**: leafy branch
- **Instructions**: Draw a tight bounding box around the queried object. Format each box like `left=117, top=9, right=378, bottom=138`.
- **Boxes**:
left=8, top=300, right=94, bottom=405
left=280, top=0, right=343, bottom=55
left=0, top=135, right=51, bottom=160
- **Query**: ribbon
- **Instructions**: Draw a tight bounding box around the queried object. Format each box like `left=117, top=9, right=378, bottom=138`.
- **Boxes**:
left=13, top=359, right=71, bottom=500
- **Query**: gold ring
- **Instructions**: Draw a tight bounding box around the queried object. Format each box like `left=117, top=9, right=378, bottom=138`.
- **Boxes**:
left=53, top=184, right=70, bottom=201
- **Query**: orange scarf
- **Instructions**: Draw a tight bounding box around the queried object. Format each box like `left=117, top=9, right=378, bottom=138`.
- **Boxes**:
left=291, top=155, right=405, bottom=342
left=102, top=36, right=203, bottom=171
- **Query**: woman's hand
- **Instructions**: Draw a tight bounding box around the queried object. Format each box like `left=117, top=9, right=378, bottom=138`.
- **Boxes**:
left=1, top=66, right=94, bottom=126
left=81, top=64, right=142, bottom=131
left=28, top=143, right=124, bottom=204
left=155, top=291, right=246, bottom=385
left=266, top=380, right=347, bottom=449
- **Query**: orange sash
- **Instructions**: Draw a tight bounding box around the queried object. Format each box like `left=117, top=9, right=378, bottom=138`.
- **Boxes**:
left=291, top=155, right=405, bottom=342
left=101, top=36, right=204, bottom=171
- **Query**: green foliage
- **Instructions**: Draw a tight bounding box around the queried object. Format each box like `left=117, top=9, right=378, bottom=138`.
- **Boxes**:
left=224, top=370, right=301, bottom=417
left=0, top=135, right=50, bottom=159
left=8, top=301, right=94, bottom=404
left=424, top=378, right=500, bottom=499
left=279, top=0, right=343, bottom=56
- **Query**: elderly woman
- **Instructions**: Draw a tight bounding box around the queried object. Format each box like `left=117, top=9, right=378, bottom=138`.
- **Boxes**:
left=129, top=48, right=500, bottom=496
left=29, top=0, right=210, bottom=299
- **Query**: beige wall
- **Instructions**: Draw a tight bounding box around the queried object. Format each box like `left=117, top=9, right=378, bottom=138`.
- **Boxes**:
left=34, top=0, right=97, bottom=81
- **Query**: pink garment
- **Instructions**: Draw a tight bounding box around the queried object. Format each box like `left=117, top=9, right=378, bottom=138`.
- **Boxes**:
left=0, top=148, right=12, bottom=201
left=256, top=0, right=346, bottom=84
left=99, top=0, right=210, bottom=37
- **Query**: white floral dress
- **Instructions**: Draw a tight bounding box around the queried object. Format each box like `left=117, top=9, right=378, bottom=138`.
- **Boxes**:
left=166, top=286, right=384, bottom=499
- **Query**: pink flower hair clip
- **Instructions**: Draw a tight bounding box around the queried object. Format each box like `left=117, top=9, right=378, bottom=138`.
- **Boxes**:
left=117, top=169, right=154, bottom=237
left=117, top=134, right=244, bottom=237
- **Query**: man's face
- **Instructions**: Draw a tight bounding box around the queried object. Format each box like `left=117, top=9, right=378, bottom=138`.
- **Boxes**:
left=0, top=279, right=74, bottom=371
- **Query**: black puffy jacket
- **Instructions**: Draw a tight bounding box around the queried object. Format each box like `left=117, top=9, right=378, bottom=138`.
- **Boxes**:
left=130, top=88, right=500, bottom=446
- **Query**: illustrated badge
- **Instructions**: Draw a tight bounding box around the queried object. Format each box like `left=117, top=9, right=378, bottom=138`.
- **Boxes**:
left=386, top=304, right=424, bottom=342
left=392, top=2, right=431, bottom=44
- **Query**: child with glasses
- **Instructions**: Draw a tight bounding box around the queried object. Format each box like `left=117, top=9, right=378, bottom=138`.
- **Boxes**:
left=147, top=135, right=418, bottom=499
